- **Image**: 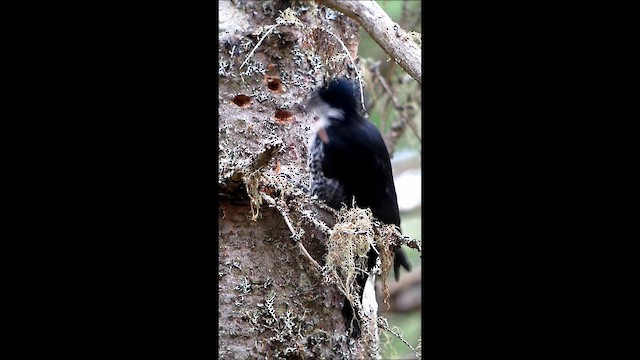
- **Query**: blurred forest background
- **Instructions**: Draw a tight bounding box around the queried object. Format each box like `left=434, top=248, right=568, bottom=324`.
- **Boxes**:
left=358, top=1, right=422, bottom=358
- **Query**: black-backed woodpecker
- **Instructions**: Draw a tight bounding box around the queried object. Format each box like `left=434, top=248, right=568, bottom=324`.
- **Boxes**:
left=305, top=77, right=411, bottom=338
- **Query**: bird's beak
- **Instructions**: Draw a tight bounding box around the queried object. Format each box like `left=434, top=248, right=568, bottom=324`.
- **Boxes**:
left=297, top=94, right=330, bottom=144
left=317, top=127, right=329, bottom=144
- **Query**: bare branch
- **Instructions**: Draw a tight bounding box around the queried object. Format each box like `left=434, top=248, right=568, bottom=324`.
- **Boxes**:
left=378, top=316, right=422, bottom=358
left=297, top=242, right=322, bottom=271
left=318, top=0, right=422, bottom=84
left=373, top=221, right=422, bottom=256
left=262, top=192, right=322, bottom=272
left=371, top=63, right=421, bottom=154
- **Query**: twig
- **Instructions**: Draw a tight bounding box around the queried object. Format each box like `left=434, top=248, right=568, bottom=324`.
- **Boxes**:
left=378, top=316, right=422, bottom=358
left=261, top=193, right=298, bottom=238
left=281, top=204, right=299, bottom=237
left=320, top=28, right=366, bottom=113
left=318, top=0, right=422, bottom=84
left=313, top=198, right=339, bottom=216
left=373, top=221, right=421, bottom=256
left=373, top=64, right=421, bottom=147
left=402, top=235, right=422, bottom=255
left=262, top=193, right=322, bottom=272
left=300, top=209, right=334, bottom=237
left=240, top=24, right=279, bottom=69
left=298, top=242, right=321, bottom=271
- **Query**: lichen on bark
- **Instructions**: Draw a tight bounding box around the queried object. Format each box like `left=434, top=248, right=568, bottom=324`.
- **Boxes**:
left=218, top=0, right=378, bottom=358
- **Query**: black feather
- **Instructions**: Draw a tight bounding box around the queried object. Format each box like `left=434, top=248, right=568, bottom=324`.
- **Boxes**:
left=307, top=78, right=411, bottom=337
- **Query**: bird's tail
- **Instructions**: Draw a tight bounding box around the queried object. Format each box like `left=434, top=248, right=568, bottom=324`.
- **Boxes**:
left=343, top=248, right=378, bottom=338
left=393, top=247, right=411, bottom=282
left=343, top=247, right=410, bottom=337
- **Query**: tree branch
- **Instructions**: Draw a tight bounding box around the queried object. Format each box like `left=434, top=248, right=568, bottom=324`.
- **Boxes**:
left=370, top=62, right=421, bottom=155
left=318, top=0, right=422, bottom=84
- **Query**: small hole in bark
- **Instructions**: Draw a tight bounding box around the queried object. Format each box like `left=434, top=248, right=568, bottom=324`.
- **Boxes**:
left=264, top=75, right=285, bottom=94
left=273, top=109, right=294, bottom=125
left=232, top=94, right=252, bottom=107
left=267, top=78, right=281, bottom=91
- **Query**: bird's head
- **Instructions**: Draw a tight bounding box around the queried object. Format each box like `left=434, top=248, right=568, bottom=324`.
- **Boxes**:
left=300, top=78, right=361, bottom=144
left=303, top=78, right=360, bottom=124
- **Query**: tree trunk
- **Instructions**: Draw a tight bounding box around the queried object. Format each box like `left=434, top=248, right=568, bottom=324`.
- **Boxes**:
left=218, top=0, right=377, bottom=358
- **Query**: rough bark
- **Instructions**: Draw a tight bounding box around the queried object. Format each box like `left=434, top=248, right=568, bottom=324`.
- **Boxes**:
left=218, top=204, right=356, bottom=359
left=218, top=1, right=378, bottom=358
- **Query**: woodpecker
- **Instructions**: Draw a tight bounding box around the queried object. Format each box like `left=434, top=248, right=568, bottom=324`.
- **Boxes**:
left=305, top=77, right=411, bottom=337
